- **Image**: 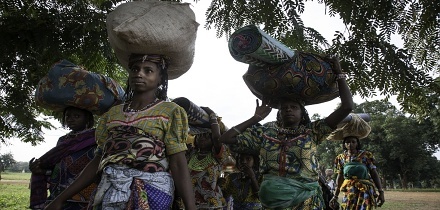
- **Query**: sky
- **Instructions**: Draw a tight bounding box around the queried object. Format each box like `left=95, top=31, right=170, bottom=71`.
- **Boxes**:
left=3, top=0, right=440, bottom=162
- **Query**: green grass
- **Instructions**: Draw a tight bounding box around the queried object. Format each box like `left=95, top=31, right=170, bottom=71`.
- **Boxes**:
left=1, top=171, right=31, bottom=180
left=1, top=172, right=439, bottom=209
left=0, top=182, right=30, bottom=210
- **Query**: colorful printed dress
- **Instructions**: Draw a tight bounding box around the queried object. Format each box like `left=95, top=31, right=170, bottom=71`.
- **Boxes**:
left=92, top=101, right=188, bottom=209
left=230, top=120, right=334, bottom=210
left=334, top=150, right=378, bottom=210
left=221, top=172, right=262, bottom=210
left=29, top=129, right=98, bottom=210
left=188, top=147, right=227, bottom=209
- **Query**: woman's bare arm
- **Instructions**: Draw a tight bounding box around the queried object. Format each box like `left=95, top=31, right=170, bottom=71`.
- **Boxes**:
left=169, top=151, right=196, bottom=210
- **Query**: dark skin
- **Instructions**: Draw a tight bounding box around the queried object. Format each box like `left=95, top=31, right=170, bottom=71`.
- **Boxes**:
left=196, top=106, right=222, bottom=156
left=29, top=107, right=90, bottom=175
left=330, top=137, right=385, bottom=209
left=219, top=55, right=353, bottom=145
left=45, top=60, right=196, bottom=210
left=238, top=154, right=259, bottom=194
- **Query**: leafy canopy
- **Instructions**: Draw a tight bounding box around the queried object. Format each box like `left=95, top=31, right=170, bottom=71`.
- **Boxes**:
left=1, top=0, right=439, bottom=145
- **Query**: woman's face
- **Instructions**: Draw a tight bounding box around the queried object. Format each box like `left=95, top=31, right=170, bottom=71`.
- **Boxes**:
left=344, top=137, right=358, bottom=151
left=279, top=101, right=303, bottom=126
left=64, top=107, right=88, bottom=131
left=239, top=154, right=254, bottom=169
left=128, top=61, right=161, bottom=93
left=196, top=135, right=212, bottom=151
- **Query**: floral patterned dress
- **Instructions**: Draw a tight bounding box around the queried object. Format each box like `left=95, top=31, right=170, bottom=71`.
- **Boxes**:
left=334, top=150, right=378, bottom=210
left=188, top=146, right=227, bottom=209
left=93, top=101, right=188, bottom=209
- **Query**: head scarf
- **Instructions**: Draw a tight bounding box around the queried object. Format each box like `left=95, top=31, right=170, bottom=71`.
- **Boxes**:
left=128, top=54, right=168, bottom=70
left=326, top=114, right=372, bottom=140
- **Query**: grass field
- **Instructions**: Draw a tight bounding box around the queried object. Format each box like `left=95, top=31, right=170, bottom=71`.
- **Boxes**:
left=1, top=172, right=440, bottom=209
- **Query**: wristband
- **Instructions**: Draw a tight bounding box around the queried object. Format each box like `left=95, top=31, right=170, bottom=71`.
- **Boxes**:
left=232, top=126, right=241, bottom=134
left=254, top=114, right=263, bottom=120
left=335, top=73, right=347, bottom=81
left=209, top=113, right=218, bottom=120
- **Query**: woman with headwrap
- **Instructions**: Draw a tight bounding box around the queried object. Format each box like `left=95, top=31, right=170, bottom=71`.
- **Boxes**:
left=328, top=114, right=385, bottom=210
left=185, top=107, right=227, bottom=209
left=29, top=106, right=97, bottom=210
left=219, top=56, right=353, bottom=210
left=45, top=54, right=196, bottom=210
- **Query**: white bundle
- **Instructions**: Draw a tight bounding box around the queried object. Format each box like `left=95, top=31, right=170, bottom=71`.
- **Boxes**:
left=106, top=0, right=199, bottom=79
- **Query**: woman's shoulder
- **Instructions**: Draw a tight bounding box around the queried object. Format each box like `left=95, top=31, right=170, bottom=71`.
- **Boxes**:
left=360, top=150, right=374, bottom=157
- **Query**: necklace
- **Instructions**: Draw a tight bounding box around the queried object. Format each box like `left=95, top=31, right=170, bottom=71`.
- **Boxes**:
left=188, top=152, right=217, bottom=171
left=125, top=98, right=159, bottom=112
left=67, top=128, right=94, bottom=137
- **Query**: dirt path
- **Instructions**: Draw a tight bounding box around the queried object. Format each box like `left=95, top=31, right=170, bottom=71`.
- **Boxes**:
left=334, top=190, right=440, bottom=210
left=0, top=179, right=29, bottom=185
left=383, top=190, right=440, bottom=210
left=2, top=180, right=439, bottom=209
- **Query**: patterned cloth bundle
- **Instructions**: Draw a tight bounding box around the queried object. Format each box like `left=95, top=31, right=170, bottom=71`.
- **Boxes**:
left=243, top=51, right=340, bottom=107
left=229, top=25, right=340, bottom=107
left=228, top=25, right=295, bottom=66
left=35, top=59, right=125, bottom=115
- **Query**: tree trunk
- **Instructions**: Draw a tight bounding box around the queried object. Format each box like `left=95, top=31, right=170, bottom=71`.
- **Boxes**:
left=402, top=173, right=408, bottom=189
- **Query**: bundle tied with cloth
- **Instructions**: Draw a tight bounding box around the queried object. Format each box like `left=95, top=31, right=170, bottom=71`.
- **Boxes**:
left=172, top=97, right=227, bottom=147
left=35, top=59, right=125, bottom=115
left=106, top=0, right=199, bottom=79
left=327, top=113, right=372, bottom=141
left=228, top=25, right=340, bottom=107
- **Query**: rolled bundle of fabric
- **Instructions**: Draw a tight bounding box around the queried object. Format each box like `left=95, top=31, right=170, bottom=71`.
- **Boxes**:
left=229, top=25, right=295, bottom=66
left=172, top=97, right=210, bottom=128
left=327, top=113, right=372, bottom=141
left=106, top=0, right=199, bottom=79
left=243, top=51, right=339, bottom=107
left=340, top=113, right=371, bottom=124
left=35, top=60, right=125, bottom=115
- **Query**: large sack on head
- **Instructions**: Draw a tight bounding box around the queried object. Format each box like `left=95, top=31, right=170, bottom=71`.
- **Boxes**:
left=243, top=51, right=339, bottom=107
left=35, top=60, right=125, bottom=115
left=106, top=0, right=199, bottom=79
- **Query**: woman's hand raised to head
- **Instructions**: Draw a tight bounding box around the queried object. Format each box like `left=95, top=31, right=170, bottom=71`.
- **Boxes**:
left=254, top=99, right=272, bottom=121
left=29, top=158, right=45, bottom=175
left=200, top=106, right=215, bottom=116
left=327, top=54, right=343, bottom=74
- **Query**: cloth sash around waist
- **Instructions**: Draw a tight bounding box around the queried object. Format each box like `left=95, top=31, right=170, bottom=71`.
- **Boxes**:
left=343, top=161, right=369, bottom=180
left=93, top=164, right=173, bottom=206
left=258, top=175, right=320, bottom=209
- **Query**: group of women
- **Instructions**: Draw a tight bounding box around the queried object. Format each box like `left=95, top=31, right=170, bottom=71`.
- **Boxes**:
left=30, top=23, right=384, bottom=210
left=28, top=51, right=385, bottom=210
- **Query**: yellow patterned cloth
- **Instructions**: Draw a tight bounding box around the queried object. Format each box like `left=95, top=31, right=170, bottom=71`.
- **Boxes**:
left=232, top=120, right=332, bottom=180
left=189, top=146, right=227, bottom=209
left=95, top=101, right=188, bottom=171
left=334, top=150, right=378, bottom=210
left=230, top=120, right=334, bottom=210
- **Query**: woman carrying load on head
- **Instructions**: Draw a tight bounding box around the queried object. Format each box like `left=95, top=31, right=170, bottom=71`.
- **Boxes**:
left=219, top=55, right=354, bottom=210
left=184, top=106, right=228, bottom=210
left=328, top=114, right=385, bottom=210
left=29, top=106, right=97, bottom=210
left=45, top=54, right=196, bottom=210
